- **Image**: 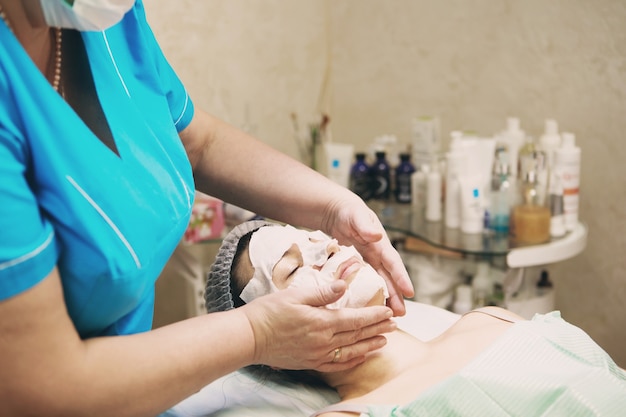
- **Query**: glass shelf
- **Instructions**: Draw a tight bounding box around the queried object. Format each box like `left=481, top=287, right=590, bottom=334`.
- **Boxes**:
left=368, top=201, right=587, bottom=267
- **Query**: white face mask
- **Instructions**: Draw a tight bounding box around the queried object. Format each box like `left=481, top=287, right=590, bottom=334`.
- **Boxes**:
left=241, top=225, right=388, bottom=309
left=40, top=0, right=135, bottom=31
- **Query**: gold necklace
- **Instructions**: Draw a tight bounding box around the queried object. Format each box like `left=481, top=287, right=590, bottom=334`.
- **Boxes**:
left=0, top=4, right=63, bottom=93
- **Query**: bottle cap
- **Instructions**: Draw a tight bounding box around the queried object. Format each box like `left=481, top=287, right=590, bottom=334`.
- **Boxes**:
left=544, top=119, right=559, bottom=135
left=561, top=132, right=576, bottom=148
left=506, top=117, right=522, bottom=133
left=537, top=270, right=553, bottom=288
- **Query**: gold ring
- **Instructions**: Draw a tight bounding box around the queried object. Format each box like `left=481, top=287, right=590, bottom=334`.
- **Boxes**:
left=332, top=347, right=342, bottom=363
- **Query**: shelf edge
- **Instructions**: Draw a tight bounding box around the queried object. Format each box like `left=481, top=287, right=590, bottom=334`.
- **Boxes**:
left=506, top=222, right=587, bottom=268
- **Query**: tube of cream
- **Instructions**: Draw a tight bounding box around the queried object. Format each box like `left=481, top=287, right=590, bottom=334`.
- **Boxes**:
left=458, top=175, right=485, bottom=234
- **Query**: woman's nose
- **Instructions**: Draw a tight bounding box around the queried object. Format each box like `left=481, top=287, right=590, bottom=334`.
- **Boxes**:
left=326, top=240, right=340, bottom=258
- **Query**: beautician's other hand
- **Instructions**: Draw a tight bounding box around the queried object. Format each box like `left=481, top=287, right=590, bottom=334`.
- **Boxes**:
left=321, top=196, right=414, bottom=316
left=241, top=280, right=396, bottom=373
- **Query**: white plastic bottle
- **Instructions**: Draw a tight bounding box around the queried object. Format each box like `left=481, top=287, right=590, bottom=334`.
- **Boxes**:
left=452, top=284, right=473, bottom=314
left=426, top=158, right=442, bottom=222
left=472, top=262, right=493, bottom=308
left=499, top=117, right=525, bottom=179
left=554, top=133, right=581, bottom=231
left=410, top=165, right=429, bottom=214
left=539, top=119, right=561, bottom=169
left=445, top=152, right=464, bottom=229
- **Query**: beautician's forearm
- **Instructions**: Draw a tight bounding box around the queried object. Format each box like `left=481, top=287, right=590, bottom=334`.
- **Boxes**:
left=80, top=312, right=257, bottom=417
left=181, top=109, right=360, bottom=230
left=0, top=270, right=256, bottom=417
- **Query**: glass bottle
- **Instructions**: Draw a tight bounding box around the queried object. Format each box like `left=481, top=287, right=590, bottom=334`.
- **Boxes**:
left=349, top=153, right=371, bottom=200
left=370, top=151, right=391, bottom=200
left=489, top=151, right=512, bottom=234
left=510, top=170, right=551, bottom=244
left=395, top=153, right=416, bottom=204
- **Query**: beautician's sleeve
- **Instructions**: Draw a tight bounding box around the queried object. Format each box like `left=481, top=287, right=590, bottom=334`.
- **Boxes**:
left=0, top=119, right=59, bottom=300
left=122, top=0, right=195, bottom=133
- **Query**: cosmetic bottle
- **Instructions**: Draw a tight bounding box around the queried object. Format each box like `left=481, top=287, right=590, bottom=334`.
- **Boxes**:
left=395, top=153, right=416, bottom=204
left=539, top=119, right=561, bottom=170
left=411, top=165, right=429, bottom=214
left=489, top=150, right=512, bottom=234
left=411, top=116, right=441, bottom=168
left=548, top=168, right=566, bottom=237
left=445, top=152, right=464, bottom=229
left=499, top=117, right=525, bottom=180
left=370, top=151, right=391, bottom=200
left=425, top=157, right=442, bottom=222
left=349, top=153, right=372, bottom=200
left=554, top=133, right=581, bottom=231
left=518, top=137, right=548, bottom=207
left=472, top=262, right=493, bottom=308
left=510, top=170, right=551, bottom=244
left=535, top=269, right=555, bottom=313
left=452, top=284, right=473, bottom=315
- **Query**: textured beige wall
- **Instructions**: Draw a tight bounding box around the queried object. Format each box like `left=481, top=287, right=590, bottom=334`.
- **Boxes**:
left=144, top=0, right=626, bottom=366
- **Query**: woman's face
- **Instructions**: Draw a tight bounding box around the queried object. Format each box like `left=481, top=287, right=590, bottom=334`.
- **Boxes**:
left=238, top=225, right=388, bottom=309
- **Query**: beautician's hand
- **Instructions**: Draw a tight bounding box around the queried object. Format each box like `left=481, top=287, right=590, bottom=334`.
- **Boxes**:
left=321, top=197, right=414, bottom=316
left=241, top=280, right=396, bottom=372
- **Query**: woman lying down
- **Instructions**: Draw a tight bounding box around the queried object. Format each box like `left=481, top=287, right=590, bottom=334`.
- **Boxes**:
left=205, top=220, right=626, bottom=417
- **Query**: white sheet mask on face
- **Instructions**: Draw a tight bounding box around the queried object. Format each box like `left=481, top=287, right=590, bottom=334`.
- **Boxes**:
left=40, top=0, right=135, bottom=31
left=240, top=225, right=388, bottom=308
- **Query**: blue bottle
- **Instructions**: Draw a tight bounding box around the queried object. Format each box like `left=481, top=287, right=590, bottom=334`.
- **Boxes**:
left=370, top=151, right=391, bottom=200
left=349, top=153, right=372, bottom=200
left=395, top=153, right=416, bottom=204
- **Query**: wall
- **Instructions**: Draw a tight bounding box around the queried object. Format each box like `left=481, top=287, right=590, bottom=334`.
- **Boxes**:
left=144, top=0, right=626, bottom=366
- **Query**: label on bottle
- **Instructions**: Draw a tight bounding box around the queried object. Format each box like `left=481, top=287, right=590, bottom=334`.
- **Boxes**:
left=350, top=173, right=371, bottom=200
left=371, top=175, right=390, bottom=200
left=395, top=173, right=412, bottom=203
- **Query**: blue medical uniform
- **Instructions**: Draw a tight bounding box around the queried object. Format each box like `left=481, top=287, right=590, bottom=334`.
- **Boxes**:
left=0, top=1, right=195, bottom=338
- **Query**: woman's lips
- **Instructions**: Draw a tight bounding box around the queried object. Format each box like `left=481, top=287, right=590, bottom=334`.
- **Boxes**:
left=336, top=257, right=363, bottom=282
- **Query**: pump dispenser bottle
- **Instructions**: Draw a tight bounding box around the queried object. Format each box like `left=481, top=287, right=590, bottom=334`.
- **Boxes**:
left=539, top=119, right=561, bottom=170
left=490, top=149, right=512, bottom=234
left=500, top=117, right=525, bottom=179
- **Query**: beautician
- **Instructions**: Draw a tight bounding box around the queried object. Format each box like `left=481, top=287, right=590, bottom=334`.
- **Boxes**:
left=0, top=1, right=413, bottom=416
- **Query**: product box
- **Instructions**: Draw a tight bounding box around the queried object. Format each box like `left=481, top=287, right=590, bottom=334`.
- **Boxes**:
left=183, top=192, right=225, bottom=244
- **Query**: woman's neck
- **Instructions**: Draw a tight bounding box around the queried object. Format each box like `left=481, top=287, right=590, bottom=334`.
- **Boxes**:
left=321, top=330, right=430, bottom=400
left=0, top=0, right=53, bottom=73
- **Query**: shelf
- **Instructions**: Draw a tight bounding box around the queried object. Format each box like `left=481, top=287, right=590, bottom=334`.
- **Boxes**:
left=369, top=201, right=587, bottom=267
left=506, top=222, right=587, bottom=268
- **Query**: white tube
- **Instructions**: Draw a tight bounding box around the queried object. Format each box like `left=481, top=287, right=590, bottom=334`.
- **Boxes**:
left=458, top=175, right=484, bottom=234
left=323, top=143, right=354, bottom=189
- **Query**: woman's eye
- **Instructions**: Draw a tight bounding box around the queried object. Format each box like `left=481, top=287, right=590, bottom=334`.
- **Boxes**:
left=327, top=252, right=335, bottom=260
